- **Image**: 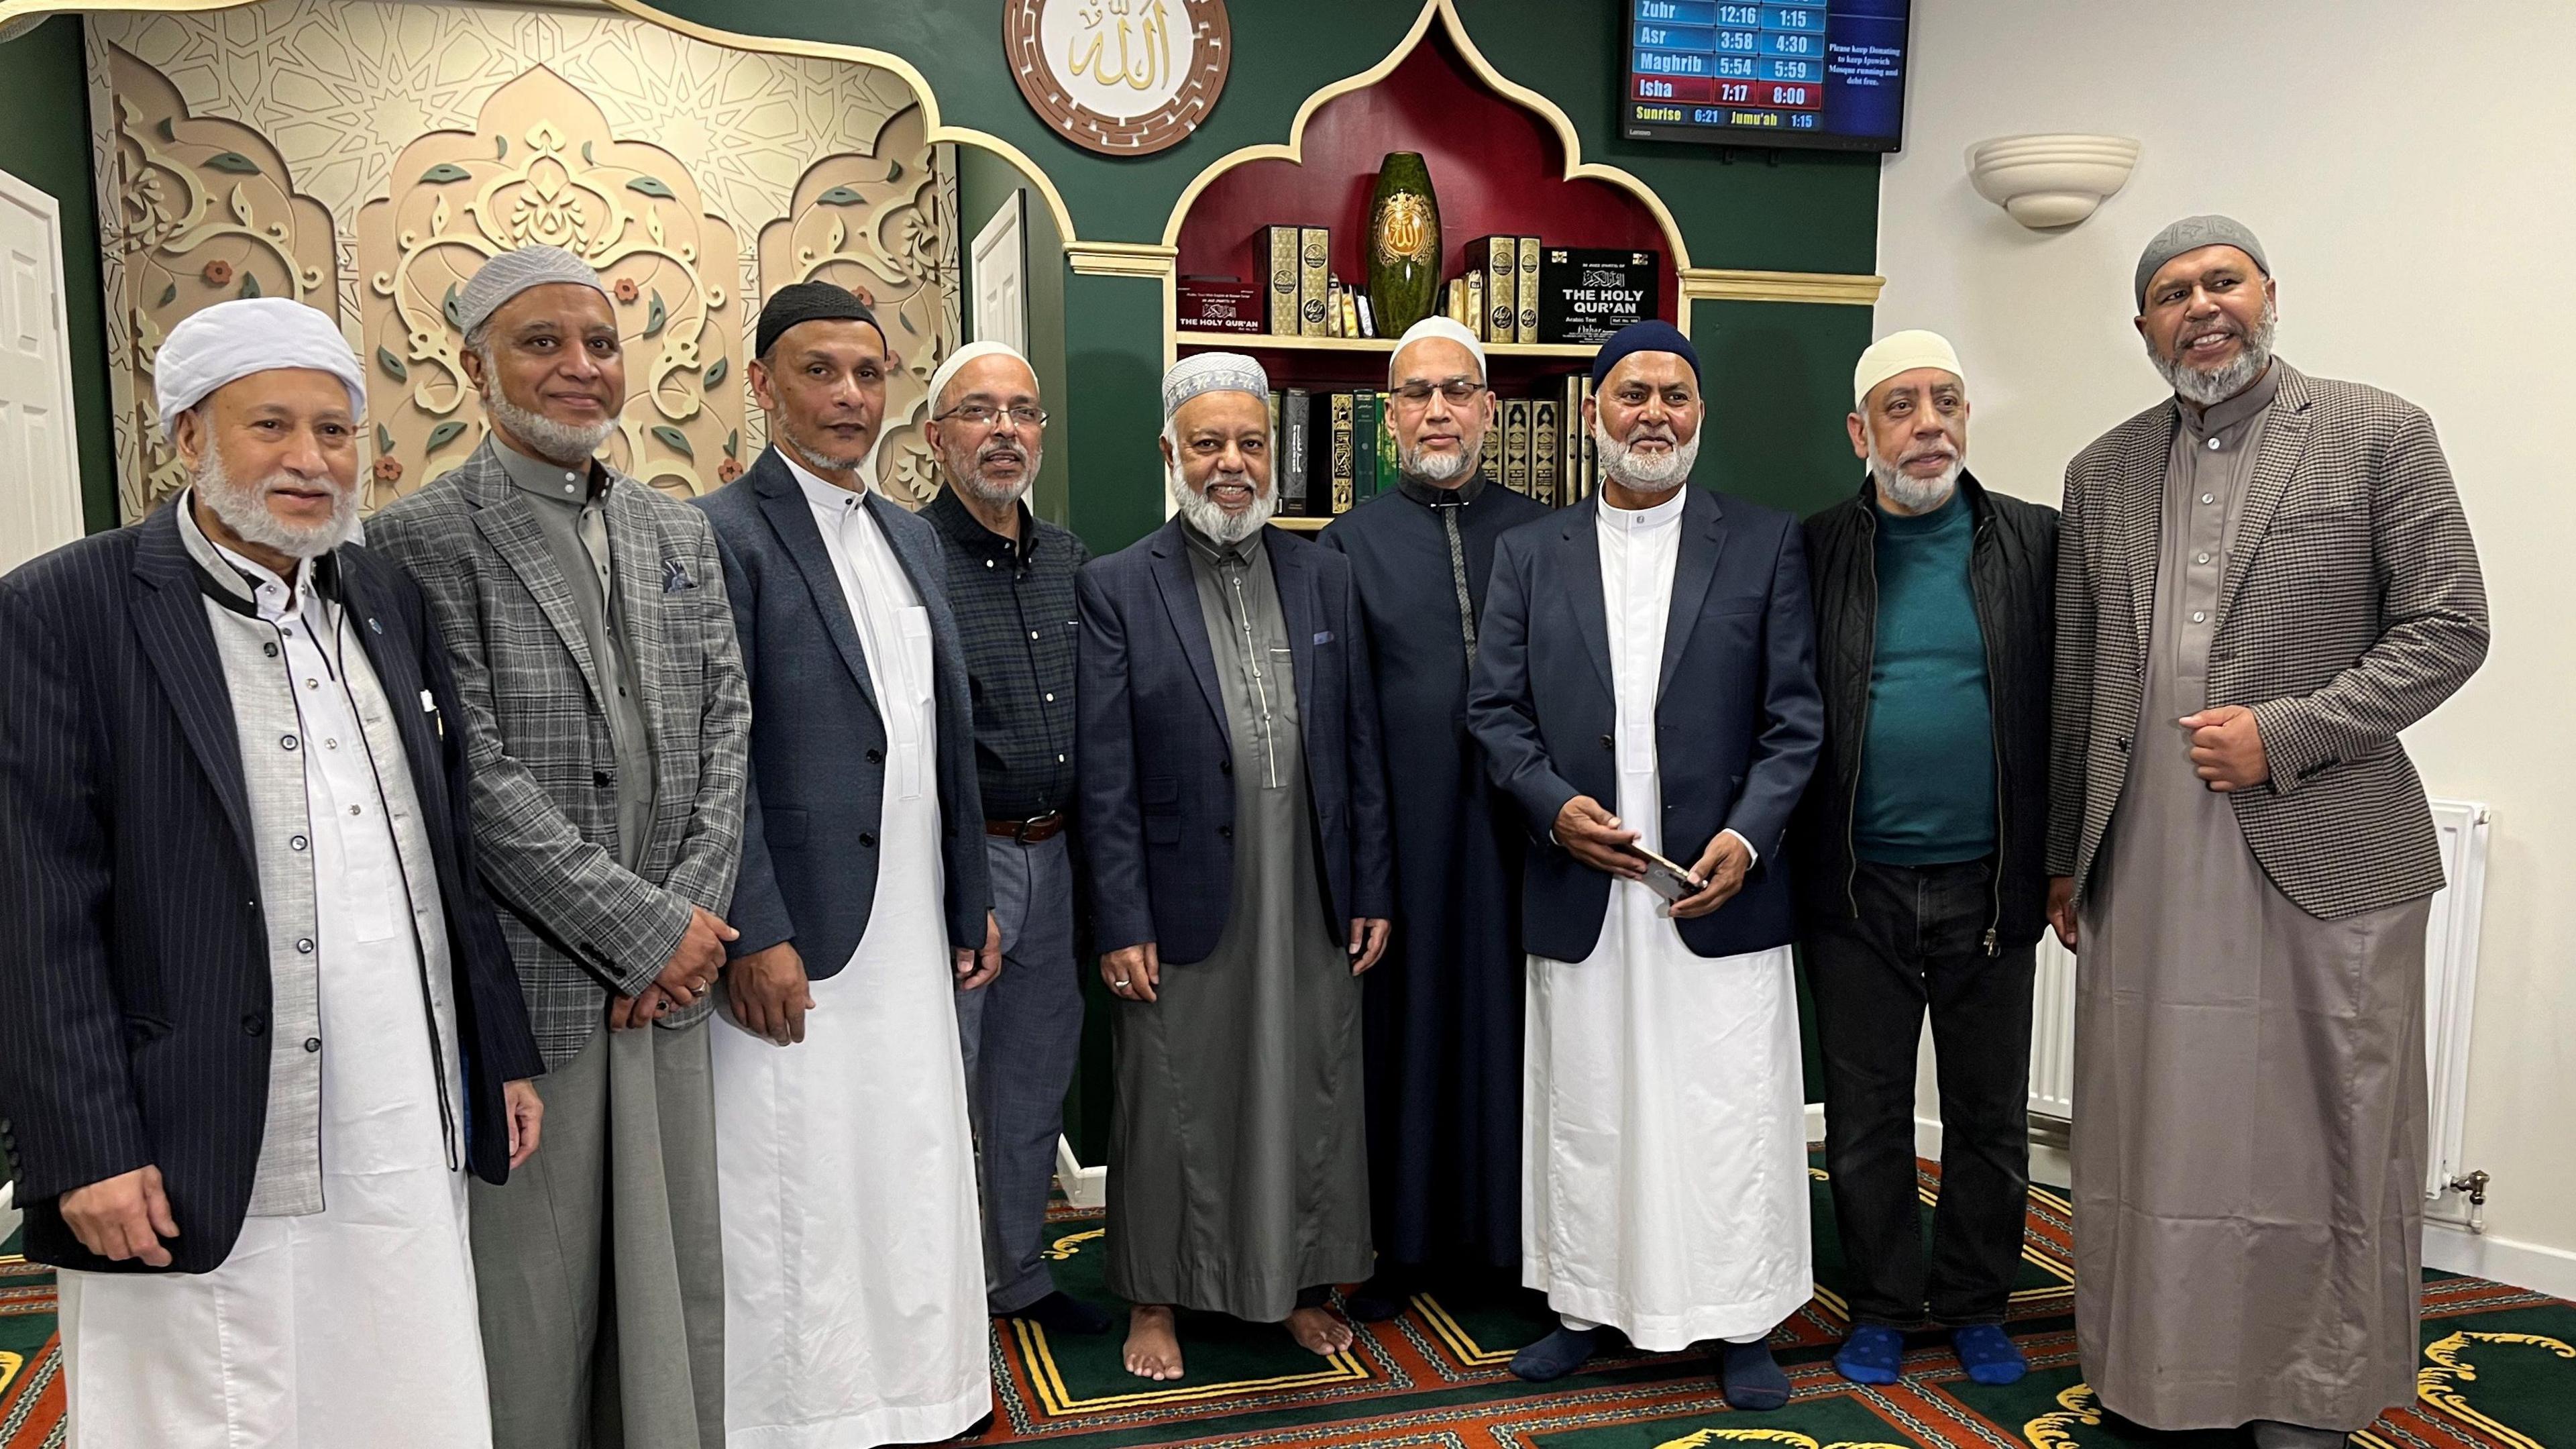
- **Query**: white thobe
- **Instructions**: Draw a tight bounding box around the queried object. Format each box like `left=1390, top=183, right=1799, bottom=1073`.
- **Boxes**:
left=710, top=455, right=989, bottom=1447
left=1520, top=485, right=1811, bottom=1352
left=62, top=549, right=486, bottom=1448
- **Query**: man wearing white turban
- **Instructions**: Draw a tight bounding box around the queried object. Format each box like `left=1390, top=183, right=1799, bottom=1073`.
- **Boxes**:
left=1077, top=353, right=1393, bottom=1379
left=0, top=296, right=546, bottom=1446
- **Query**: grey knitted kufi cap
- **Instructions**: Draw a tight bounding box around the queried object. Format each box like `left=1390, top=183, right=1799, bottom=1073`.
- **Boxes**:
left=2134, top=215, right=2269, bottom=308
left=456, top=245, right=610, bottom=335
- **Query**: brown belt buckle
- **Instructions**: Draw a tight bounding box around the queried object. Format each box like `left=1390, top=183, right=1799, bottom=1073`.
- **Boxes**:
left=994, top=811, right=1061, bottom=843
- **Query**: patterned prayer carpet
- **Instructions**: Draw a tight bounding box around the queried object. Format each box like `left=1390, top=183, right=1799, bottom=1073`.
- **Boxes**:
left=3, top=1164, right=2572, bottom=1447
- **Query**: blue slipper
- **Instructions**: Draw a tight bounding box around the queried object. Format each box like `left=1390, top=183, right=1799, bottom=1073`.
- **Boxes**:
left=1951, top=1322, right=2026, bottom=1385
left=1718, top=1340, right=1790, bottom=1410
left=1509, top=1325, right=1604, bottom=1382
left=1833, top=1324, right=1904, bottom=1385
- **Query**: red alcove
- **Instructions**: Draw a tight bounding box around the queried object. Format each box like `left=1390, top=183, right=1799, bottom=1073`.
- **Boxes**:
left=1174, top=27, right=1679, bottom=328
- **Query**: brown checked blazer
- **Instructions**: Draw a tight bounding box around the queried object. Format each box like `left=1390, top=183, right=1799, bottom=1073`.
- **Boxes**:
left=2048, top=362, right=2488, bottom=920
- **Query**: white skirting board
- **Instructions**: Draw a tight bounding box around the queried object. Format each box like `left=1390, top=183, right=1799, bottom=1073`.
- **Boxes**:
left=1054, top=1134, right=1106, bottom=1210
left=1902, top=1114, right=2576, bottom=1302
left=0, top=1181, right=16, bottom=1247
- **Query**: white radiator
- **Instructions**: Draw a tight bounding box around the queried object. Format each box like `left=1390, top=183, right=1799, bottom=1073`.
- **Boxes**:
left=2024, top=798, right=2491, bottom=1203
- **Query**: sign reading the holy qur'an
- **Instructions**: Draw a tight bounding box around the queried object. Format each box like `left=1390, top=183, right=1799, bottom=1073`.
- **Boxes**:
left=1004, top=0, right=1232, bottom=156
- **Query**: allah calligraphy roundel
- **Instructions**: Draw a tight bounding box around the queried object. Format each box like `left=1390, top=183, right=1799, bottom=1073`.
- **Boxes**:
left=1004, top=0, right=1232, bottom=156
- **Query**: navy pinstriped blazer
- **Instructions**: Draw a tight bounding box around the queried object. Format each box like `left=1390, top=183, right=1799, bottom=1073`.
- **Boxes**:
left=0, top=501, right=543, bottom=1275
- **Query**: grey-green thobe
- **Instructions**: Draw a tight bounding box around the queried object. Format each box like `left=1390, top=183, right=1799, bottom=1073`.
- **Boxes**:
left=2074, top=365, right=2431, bottom=1433
left=474, top=442, right=725, bottom=1449
left=1104, top=525, right=1373, bottom=1320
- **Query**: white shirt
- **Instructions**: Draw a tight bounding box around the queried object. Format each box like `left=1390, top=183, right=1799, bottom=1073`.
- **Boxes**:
left=786, top=450, right=935, bottom=802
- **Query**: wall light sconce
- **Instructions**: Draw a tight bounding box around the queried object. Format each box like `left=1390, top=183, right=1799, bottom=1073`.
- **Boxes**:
left=1966, top=134, right=2141, bottom=229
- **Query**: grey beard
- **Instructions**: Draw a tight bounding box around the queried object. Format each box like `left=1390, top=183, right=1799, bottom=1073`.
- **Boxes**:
left=193, top=449, right=360, bottom=560
left=485, top=389, right=617, bottom=466
left=1165, top=460, right=1273, bottom=545
left=949, top=441, right=1041, bottom=506
left=2156, top=297, right=2278, bottom=407
left=1399, top=439, right=1478, bottom=484
left=1868, top=454, right=1962, bottom=513
left=775, top=410, right=873, bottom=474
left=1591, top=419, right=1701, bottom=494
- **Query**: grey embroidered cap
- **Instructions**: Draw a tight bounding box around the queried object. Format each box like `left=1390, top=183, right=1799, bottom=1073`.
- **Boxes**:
left=2134, top=215, right=2269, bottom=307
left=1161, top=351, right=1271, bottom=423
left=455, top=244, right=610, bottom=335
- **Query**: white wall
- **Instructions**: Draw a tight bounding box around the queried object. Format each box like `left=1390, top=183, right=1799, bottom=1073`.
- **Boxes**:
left=1882, top=0, right=2576, bottom=1277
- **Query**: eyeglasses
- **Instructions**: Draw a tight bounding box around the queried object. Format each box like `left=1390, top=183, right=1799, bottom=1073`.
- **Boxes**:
left=1391, top=379, right=1487, bottom=407
left=935, top=404, right=1049, bottom=429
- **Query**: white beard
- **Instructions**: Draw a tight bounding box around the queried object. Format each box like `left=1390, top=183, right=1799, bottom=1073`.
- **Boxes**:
left=1399, top=438, right=1478, bottom=484
left=194, top=449, right=360, bottom=560
left=1165, top=460, right=1274, bottom=545
left=2156, top=296, right=2279, bottom=407
left=1591, top=419, right=1701, bottom=494
left=486, top=389, right=617, bottom=466
left=1868, top=454, right=1962, bottom=514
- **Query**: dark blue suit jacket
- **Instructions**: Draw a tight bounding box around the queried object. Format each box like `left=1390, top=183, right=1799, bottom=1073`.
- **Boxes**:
left=1466, top=487, right=1823, bottom=961
left=0, top=502, right=541, bottom=1275
left=695, top=448, right=989, bottom=972
left=1077, top=519, right=1393, bottom=964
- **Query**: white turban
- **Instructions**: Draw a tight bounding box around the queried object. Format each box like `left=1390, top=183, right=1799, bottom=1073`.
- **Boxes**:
left=1853, top=329, right=1964, bottom=409
left=1390, top=315, right=1486, bottom=383
left=456, top=244, right=609, bottom=337
left=155, top=297, right=366, bottom=427
left=1161, top=352, right=1270, bottom=424
left=928, top=339, right=1036, bottom=415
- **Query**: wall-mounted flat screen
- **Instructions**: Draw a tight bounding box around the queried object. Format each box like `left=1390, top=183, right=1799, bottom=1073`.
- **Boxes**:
left=1624, top=1, right=1911, bottom=153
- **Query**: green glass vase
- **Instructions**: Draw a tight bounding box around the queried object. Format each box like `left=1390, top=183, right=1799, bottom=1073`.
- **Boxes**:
left=1366, top=152, right=1441, bottom=337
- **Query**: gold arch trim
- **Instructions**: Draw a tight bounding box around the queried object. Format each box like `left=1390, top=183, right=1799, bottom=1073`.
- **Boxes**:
left=3, top=0, right=1085, bottom=253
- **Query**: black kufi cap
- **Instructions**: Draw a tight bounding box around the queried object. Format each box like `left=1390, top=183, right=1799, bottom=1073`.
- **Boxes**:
left=755, top=281, right=881, bottom=359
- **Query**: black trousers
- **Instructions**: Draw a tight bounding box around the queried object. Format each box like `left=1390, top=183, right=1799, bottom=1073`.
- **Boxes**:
left=1807, top=857, right=2034, bottom=1329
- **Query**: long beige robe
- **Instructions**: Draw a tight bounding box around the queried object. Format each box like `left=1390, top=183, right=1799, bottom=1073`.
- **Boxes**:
left=2074, top=365, right=2430, bottom=1432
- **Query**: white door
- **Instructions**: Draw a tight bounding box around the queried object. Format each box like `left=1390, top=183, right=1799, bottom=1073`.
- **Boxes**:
left=0, top=167, right=83, bottom=572
left=971, top=189, right=1028, bottom=352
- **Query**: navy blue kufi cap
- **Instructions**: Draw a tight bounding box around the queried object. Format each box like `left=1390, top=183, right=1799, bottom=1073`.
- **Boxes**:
left=1589, top=319, right=1699, bottom=389
left=756, top=281, right=881, bottom=358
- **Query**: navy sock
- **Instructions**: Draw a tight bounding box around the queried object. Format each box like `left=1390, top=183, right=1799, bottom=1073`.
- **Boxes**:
left=1719, top=1340, right=1789, bottom=1410
left=1508, top=1325, right=1603, bottom=1382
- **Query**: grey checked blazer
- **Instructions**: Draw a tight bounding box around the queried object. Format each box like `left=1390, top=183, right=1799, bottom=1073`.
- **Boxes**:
left=2048, top=362, right=2488, bottom=920
left=370, top=439, right=753, bottom=1065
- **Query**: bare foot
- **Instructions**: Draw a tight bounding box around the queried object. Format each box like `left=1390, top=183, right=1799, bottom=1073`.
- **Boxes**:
left=1285, top=1304, right=1354, bottom=1356
left=1124, top=1304, right=1184, bottom=1381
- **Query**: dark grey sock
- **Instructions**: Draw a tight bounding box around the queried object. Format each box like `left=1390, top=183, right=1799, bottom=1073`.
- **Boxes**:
left=2250, top=1424, right=2352, bottom=1449
left=1508, top=1325, right=1603, bottom=1382
left=1718, top=1340, right=1789, bottom=1410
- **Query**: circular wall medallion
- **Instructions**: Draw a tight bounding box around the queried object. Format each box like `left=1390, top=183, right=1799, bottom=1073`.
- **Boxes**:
left=1004, top=0, right=1231, bottom=157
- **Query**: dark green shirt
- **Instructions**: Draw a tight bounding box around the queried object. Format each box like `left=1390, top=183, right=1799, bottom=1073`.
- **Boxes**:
left=1854, top=488, right=1996, bottom=865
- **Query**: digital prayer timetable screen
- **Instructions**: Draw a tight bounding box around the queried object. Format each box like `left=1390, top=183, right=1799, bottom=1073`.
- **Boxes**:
left=1625, top=0, right=1911, bottom=153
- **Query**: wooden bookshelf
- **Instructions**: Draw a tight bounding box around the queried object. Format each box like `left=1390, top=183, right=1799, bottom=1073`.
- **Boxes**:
left=1176, top=330, right=1601, bottom=362
left=1165, top=20, right=1687, bottom=527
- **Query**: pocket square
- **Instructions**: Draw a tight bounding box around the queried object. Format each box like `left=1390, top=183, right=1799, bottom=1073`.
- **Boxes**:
left=1313, top=630, right=1334, bottom=644
left=663, top=557, right=697, bottom=592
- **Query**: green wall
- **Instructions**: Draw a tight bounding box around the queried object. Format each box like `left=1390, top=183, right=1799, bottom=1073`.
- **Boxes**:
left=649, top=0, right=1881, bottom=551
left=955, top=147, right=1074, bottom=530
left=0, top=15, right=118, bottom=534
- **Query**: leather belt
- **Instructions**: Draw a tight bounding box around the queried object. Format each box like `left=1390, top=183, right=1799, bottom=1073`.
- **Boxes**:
left=986, top=811, right=1065, bottom=843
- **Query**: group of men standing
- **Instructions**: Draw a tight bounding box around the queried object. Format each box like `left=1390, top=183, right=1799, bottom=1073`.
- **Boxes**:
left=0, top=207, right=2487, bottom=1449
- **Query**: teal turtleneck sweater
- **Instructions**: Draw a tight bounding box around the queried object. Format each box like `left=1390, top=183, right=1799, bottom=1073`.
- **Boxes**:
left=1854, top=488, right=1996, bottom=865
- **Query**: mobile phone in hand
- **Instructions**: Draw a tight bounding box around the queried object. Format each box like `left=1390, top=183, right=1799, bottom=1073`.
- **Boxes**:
left=1625, top=843, right=1705, bottom=904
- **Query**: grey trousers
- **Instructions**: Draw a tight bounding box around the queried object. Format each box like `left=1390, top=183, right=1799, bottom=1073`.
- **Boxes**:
left=955, top=832, right=1084, bottom=1314
left=470, top=1013, right=727, bottom=1449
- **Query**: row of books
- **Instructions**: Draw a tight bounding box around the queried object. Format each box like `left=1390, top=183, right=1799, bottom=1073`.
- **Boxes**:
left=1446, top=235, right=1543, bottom=343
left=1263, top=376, right=1603, bottom=517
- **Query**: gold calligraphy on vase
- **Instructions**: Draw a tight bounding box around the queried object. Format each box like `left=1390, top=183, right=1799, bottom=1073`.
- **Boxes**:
left=1373, top=191, right=1438, bottom=268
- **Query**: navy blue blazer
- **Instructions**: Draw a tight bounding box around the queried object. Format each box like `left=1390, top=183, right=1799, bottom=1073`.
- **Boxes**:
left=1466, top=487, right=1823, bottom=962
left=695, top=447, right=989, bottom=972
left=1077, top=519, right=1393, bottom=964
left=0, top=502, right=542, bottom=1275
